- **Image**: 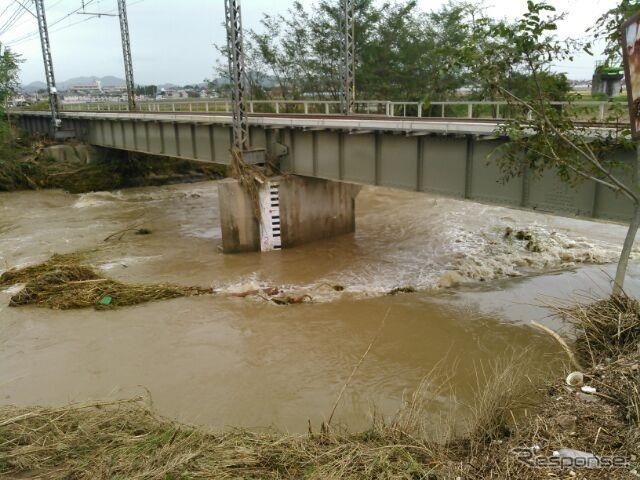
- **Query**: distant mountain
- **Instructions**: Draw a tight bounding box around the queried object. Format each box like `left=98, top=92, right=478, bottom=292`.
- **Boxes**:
left=23, top=81, right=46, bottom=93
left=60, top=76, right=125, bottom=89
left=22, top=76, right=125, bottom=93
left=22, top=76, right=220, bottom=93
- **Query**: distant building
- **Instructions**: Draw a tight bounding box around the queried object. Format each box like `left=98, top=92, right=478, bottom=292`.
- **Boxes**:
left=63, top=80, right=126, bottom=103
left=10, top=94, right=30, bottom=107
left=571, top=82, right=591, bottom=92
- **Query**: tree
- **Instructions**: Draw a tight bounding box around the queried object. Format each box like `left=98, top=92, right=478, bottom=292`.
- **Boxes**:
left=135, top=85, right=157, bottom=97
left=418, top=1, right=482, bottom=100
left=213, top=0, right=479, bottom=102
left=591, top=0, right=640, bottom=65
left=502, top=71, right=571, bottom=101
left=242, top=0, right=383, bottom=100
left=356, top=1, right=476, bottom=100
left=465, top=0, right=637, bottom=294
left=213, top=23, right=273, bottom=100
left=0, top=48, right=22, bottom=141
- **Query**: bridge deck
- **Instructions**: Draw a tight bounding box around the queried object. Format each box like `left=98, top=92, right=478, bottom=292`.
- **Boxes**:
left=19, top=110, right=502, bottom=135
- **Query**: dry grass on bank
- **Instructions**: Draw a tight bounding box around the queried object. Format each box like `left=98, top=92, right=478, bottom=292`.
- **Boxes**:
left=0, top=352, right=550, bottom=479
left=556, top=294, right=640, bottom=366
left=0, top=252, right=213, bottom=310
left=0, top=398, right=440, bottom=480
left=554, top=293, right=640, bottom=431
left=466, top=355, right=539, bottom=445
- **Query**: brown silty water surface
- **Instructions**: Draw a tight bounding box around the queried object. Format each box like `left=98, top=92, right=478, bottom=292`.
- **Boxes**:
left=1, top=180, right=639, bottom=432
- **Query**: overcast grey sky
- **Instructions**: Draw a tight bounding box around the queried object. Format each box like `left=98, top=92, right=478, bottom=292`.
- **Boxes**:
left=0, top=0, right=622, bottom=86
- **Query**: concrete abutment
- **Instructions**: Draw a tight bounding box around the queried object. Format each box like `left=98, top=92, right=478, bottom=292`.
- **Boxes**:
left=218, top=175, right=361, bottom=253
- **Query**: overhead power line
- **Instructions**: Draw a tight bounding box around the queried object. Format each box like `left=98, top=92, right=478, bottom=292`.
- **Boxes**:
left=0, top=2, right=27, bottom=36
left=13, top=0, right=35, bottom=18
left=4, top=0, right=146, bottom=47
left=0, top=2, right=15, bottom=18
left=3, top=0, right=99, bottom=46
left=0, top=0, right=65, bottom=38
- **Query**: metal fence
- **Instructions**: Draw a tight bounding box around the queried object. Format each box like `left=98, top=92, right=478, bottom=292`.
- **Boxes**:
left=49, top=99, right=629, bottom=122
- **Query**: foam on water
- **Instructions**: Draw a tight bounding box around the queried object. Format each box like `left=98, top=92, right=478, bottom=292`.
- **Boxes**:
left=73, top=191, right=124, bottom=208
left=212, top=217, right=630, bottom=303
left=72, top=186, right=212, bottom=209
left=1, top=284, right=24, bottom=296
left=98, top=255, right=163, bottom=271
left=447, top=224, right=624, bottom=283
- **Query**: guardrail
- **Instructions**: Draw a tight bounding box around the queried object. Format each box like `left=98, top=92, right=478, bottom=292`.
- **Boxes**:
left=50, top=99, right=630, bottom=122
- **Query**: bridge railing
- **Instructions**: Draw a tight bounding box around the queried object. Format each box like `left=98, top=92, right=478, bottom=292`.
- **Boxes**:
left=54, top=99, right=630, bottom=123
left=60, top=99, right=387, bottom=115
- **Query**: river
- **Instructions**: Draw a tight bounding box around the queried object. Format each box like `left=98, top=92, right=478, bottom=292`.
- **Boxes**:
left=1, top=180, right=639, bottom=433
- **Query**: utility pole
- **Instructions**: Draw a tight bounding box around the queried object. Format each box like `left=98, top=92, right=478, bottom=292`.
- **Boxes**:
left=117, top=0, right=136, bottom=111
left=34, top=0, right=60, bottom=135
left=340, top=0, right=355, bottom=115
left=224, top=0, right=249, bottom=152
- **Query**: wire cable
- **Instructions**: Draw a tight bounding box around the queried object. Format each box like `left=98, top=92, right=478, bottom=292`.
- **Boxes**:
left=0, top=2, right=27, bottom=36
left=4, top=0, right=99, bottom=45
left=4, top=0, right=147, bottom=47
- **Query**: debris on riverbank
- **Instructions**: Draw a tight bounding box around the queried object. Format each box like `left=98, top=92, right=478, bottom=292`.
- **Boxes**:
left=227, top=285, right=314, bottom=304
left=0, top=133, right=225, bottom=193
left=387, top=286, right=417, bottom=295
left=1, top=295, right=638, bottom=478
left=0, top=252, right=213, bottom=309
left=445, top=294, right=640, bottom=479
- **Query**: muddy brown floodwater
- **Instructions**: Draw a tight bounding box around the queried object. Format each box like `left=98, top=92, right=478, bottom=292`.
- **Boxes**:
left=1, top=181, right=639, bottom=433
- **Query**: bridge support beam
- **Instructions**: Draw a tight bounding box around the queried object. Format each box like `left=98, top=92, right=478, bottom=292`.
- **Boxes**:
left=218, top=175, right=361, bottom=253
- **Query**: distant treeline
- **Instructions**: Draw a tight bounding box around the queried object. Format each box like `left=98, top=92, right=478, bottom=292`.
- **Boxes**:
left=208, top=0, right=572, bottom=103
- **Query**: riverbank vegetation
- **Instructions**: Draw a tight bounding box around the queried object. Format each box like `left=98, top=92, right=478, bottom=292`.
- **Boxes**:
left=0, top=131, right=226, bottom=193
left=1, top=294, right=638, bottom=478
left=0, top=46, right=225, bottom=194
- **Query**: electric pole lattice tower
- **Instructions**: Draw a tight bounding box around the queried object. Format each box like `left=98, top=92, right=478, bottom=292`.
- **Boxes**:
left=34, top=0, right=60, bottom=135
left=117, top=0, right=136, bottom=111
left=224, top=0, right=249, bottom=152
left=340, top=0, right=355, bottom=115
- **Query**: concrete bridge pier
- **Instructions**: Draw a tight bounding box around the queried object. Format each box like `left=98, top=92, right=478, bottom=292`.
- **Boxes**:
left=218, top=175, right=361, bottom=253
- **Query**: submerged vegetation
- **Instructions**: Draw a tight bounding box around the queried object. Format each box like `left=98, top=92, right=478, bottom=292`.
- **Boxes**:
left=504, top=227, right=543, bottom=253
left=0, top=252, right=213, bottom=310
left=1, top=294, right=638, bottom=478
